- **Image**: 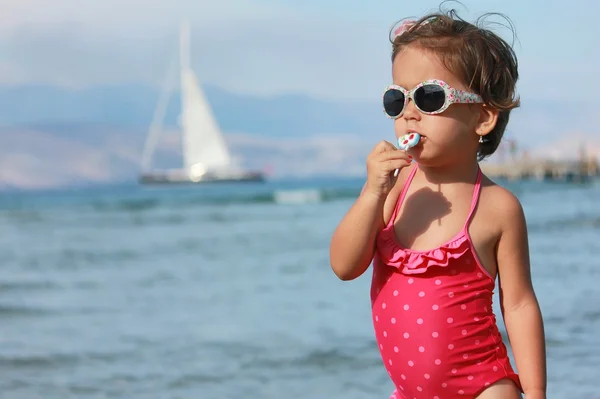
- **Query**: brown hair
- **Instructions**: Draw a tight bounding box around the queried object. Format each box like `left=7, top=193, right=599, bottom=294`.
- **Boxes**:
left=390, top=2, right=520, bottom=161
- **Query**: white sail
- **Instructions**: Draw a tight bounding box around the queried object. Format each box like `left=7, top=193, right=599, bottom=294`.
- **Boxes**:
left=138, top=21, right=265, bottom=184
left=179, top=21, right=232, bottom=172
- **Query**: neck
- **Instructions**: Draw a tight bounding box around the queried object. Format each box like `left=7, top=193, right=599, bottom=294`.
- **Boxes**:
left=417, top=157, right=480, bottom=185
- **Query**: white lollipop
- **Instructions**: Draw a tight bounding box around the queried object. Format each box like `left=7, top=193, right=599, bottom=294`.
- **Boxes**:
left=398, top=133, right=421, bottom=150
left=393, top=133, right=421, bottom=177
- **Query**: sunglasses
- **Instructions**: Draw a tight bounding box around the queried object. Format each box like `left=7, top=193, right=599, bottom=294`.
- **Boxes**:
left=382, top=79, right=483, bottom=119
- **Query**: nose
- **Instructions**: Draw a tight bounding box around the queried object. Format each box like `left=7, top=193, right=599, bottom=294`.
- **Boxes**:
left=402, top=97, right=421, bottom=121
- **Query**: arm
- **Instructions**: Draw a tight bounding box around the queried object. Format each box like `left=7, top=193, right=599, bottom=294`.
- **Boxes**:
left=330, top=140, right=412, bottom=281
left=329, top=190, right=386, bottom=281
left=496, top=195, right=546, bottom=399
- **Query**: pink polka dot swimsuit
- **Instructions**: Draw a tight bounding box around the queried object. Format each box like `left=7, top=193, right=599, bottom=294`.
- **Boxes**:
left=371, top=166, right=522, bottom=399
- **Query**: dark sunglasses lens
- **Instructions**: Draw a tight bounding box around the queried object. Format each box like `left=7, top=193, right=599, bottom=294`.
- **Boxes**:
left=383, top=89, right=405, bottom=117
left=414, top=84, right=446, bottom=112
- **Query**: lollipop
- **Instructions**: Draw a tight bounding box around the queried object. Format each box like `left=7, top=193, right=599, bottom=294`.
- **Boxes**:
left=398, top=132, right=421, bottom=151
left=393, top=133, right=420, bottom=177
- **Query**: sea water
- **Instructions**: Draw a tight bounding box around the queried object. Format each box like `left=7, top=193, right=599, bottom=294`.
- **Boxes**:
left=0, top=178, right=598, bottom=398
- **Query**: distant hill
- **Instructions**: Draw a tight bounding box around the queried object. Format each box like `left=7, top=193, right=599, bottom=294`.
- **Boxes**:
left=0, top=83, right=597, bottom=190
left=0, top=84, right=388, bottom=137
left=0, top=84, right=388, bottom=189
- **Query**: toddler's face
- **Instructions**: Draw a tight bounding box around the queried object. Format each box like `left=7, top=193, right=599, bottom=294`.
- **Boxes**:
left=391, top=46, right=481, bottom=166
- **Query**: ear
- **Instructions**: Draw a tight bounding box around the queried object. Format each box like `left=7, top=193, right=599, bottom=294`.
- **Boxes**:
left=475, top=104, right=499, bottom=138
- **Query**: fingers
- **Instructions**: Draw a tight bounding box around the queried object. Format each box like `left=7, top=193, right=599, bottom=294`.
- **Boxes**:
left=373, top=140, right=397, bottom=153
left=383, top=158, right=412, bottom=172
left=377, top=148, right=412, bottom=163
left=367, top=140, right=412, bottom=173
left=369, top=141, right=410, bottom=162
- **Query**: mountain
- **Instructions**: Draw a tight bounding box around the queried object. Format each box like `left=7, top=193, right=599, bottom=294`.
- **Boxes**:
left=0, top=84, right=388, bottom=137
left=0, top=84, right=388, bottom=189
left=0, top=84, right=597, bottom=190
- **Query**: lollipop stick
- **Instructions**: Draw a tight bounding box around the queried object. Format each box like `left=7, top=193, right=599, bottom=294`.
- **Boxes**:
left=393, top=149, right=409, bottom=177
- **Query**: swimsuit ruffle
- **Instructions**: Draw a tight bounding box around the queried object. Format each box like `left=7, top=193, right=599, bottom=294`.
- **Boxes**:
left=376, top=228, right=470, bottom=275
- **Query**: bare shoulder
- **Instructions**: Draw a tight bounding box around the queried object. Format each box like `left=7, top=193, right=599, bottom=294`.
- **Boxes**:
left=479, top=176, right=535, bottom=307
left=469, top=174, right=528, bottom=279
left=478, top=175, right=527, bottom=233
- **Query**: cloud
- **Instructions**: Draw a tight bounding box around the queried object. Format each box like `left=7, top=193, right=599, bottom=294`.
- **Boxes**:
left=0, top=0, right=291, bottom=37
left=1, top=0, right=599, bottom=104
left=0, top=0, right=391, bottom=99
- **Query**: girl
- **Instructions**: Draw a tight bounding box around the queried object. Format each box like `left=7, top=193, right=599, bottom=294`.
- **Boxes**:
left=329, top=8, right=546, bottom=399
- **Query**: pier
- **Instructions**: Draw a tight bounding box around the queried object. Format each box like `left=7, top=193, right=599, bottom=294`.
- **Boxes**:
left=480, top=158, right=599, bottom=182
left=480, top=140, right=599, bottom=182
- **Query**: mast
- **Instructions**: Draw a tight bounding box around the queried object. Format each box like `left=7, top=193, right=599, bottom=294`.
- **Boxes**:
left=178, top=20, right=232, bottom=172
left=179, top=20, right=191, bottom=80
left=179, top=19, right=191, bottom=168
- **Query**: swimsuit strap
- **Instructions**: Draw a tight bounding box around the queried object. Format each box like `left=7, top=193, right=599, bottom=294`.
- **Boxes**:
left=387, top=165, right=482, bottom=230
left=387, top=165, right=418, bottom=228
left=463, top=166, right=483, bottom=230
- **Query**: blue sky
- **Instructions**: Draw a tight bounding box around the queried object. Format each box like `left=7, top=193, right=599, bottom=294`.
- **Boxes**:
left=0, top=0, right=598, bottom=184
left=2, top=0, right=598, bottom=104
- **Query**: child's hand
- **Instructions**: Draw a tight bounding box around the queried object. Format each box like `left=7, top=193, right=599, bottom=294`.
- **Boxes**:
left=364, top=140, right=412, bottom=200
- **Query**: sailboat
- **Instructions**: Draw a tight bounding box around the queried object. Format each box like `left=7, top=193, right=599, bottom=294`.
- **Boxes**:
left=139, top=21, right=265, bottom=185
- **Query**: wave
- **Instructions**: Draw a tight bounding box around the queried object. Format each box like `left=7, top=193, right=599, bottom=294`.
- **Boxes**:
left=0, top=280, right=60, bottom=292
left=88, top=187, right=362, bottom=212
left=528, top=214, right=600, bottom=232
left=0, top=210, right=44, bottom=223
left=91, top=198, right=160, bottom=212
left=0, top=350, right=132, bottom=369
left=237, top=346, right=383, bottom=375
left=0, top=304, right=51, bottom=317
left=55, top=249, right=139, bottom=268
